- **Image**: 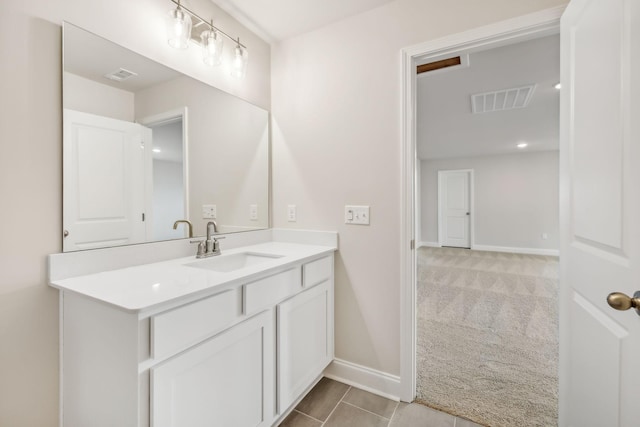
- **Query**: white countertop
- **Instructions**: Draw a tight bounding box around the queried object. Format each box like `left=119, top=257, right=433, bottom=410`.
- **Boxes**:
left=49, top=241, right=336, bottom=314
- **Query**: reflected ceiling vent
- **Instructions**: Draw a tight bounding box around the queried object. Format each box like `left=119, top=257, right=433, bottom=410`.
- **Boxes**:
left=103, top=68, right=138, bottom=82
left=471, top=84, right=536, bottom=114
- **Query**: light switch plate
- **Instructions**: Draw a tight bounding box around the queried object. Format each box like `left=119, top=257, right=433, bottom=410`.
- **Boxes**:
left=287, top=205, right=297, bottom=222
left=250, top=204, right=258, bottom=221
left=345, top=205, right=370, bottom=225
left=202, top=204, right=216, bottom=219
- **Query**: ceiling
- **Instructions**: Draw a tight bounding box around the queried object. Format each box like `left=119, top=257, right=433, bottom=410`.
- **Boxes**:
left=417, top=34, right=560, bottom=160
left=64, top=23, right=182, bottom=93
left=210, top=0, right=395, bottom=41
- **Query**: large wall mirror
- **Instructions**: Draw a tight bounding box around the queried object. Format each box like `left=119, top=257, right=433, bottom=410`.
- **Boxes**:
left=62, top=22, right=269, bottom=252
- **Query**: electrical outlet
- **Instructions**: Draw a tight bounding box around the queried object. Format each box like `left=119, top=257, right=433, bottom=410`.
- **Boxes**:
left=345, top=205, right=370, bottom=225
left=250, top=204, right=258, bottom=221
left=287, top=205, right=297, bottom=222
left=202, top=204, right=216, bottom=219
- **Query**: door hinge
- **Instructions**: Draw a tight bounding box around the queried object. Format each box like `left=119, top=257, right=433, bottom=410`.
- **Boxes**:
left=142, top=213, right=145, bottom=222
left=411, top=239, right=415, bottom=250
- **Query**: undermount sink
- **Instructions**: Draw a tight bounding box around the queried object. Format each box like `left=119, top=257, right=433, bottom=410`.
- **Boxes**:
left=185, top=252, right=284, bottom=273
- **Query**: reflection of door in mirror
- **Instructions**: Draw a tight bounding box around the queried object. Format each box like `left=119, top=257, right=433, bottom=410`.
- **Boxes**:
left=63, top=109, right=152, bottom=251
left=140, top=109, right=188, bottom=241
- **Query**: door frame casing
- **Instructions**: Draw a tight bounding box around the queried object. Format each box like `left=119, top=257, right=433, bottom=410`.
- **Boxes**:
left=437, top=169, right=474, bottom=248
left=399, top=6, right=565, bottom=402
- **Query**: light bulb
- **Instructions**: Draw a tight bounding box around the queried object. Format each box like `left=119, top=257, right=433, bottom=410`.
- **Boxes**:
left=201, top=28, right=223, bottom=66
left=166, top=7, right=192, bottom=49
left=231, top=44, right=248, bottom=79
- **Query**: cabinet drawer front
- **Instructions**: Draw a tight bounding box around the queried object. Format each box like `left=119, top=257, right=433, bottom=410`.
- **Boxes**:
left=244, top=267, right=301, bottom=315
left=152, top=290, right=239, bottom=360
left=303, top=256, right=332, bottom=288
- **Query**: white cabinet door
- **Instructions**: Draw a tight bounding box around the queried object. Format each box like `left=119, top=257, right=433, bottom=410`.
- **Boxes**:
left=151, top=311, right=274, bottom=427
left=277, top=280, right=333, bottom=413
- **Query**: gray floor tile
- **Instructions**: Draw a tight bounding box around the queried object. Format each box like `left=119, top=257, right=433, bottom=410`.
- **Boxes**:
left=324, top=402, right=389, bottom=427
left=342, top=387, right=398, bottom=419
left=389, top=402, right=455, bottom=427
left=295, top=377, right=350, bottom=421
left=278, top=410, right=322, bottom=427
left=455, top=417, right=485, bottom=427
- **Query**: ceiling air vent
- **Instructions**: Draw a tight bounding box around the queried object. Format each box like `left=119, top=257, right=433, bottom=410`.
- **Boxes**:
left=471, top=84, right=536, bottom=114
left=104, top=68, right=138, bottom=82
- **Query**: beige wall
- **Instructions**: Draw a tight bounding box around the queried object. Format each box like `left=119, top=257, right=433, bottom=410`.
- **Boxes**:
left=0, top=0, right=269, bottom=425
left=271, top=0, right=568, bottom=375
left=420, top=151, right=560, bottom=250
left=63, top=72, right=135, bottom=121
left=135, top=76, right=270, bottom=236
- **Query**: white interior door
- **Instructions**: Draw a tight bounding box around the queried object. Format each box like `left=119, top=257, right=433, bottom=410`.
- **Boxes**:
left=63, top=109, right=151, bottom=251
left=560, top=1, right=640, bottom=426
left=438, top=170, right=471, bottom=248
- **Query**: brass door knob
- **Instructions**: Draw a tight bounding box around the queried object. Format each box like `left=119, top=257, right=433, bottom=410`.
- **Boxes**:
left=607, top=291, right=640, bottom=316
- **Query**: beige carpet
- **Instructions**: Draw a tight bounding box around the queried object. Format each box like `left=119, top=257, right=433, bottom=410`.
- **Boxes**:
left=416, top=247, right=559, bottom=427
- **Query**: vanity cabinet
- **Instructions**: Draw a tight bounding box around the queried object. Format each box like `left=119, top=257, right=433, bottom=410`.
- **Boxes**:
left=58, top=252, right=334, bottom=427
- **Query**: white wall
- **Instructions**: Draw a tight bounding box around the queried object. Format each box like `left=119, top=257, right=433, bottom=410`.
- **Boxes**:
left=0, top=0, right=269, bottom=425
left=420, top=151, right=559, bottom=252
left=271, top=0, right=568, bottom=378
left=63, top=72, right=135, bottom=121
left=153, top=159, right=185, bottom=241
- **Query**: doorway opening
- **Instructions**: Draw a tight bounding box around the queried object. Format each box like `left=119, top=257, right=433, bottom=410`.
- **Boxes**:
left=399, top=6, right=565, bottom=427
left=416, top=32, right=560, bottom=427
left=139, top=107, right=189, bottom=241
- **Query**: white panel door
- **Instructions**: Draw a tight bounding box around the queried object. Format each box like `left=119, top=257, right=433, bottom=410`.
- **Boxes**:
left=151, top=311, right=274, bottom=427
left=277, top=281, right=332, bottom=414
left=63, top=109, right=151, bottom=251
left=560, top=1, right=640, bottom=426
left=438, top=170, right=471, bottom=248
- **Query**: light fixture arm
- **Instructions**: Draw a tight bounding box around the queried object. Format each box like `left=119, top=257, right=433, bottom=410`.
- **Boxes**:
left=169, top=0, right=247, bottom=49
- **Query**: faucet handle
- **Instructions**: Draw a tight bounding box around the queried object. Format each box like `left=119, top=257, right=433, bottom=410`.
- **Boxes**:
left=213, top=236, right=226, bottom=240
left=189, top=239, right=206, bottom=258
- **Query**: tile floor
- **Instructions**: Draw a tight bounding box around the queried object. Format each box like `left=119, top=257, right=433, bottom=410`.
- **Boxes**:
left=279, top=377, right=484, bottom=427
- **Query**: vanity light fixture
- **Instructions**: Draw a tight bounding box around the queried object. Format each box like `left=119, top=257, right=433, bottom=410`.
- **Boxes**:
left=166, top=0, right=192, bottom=49
left=201, top=22, right=223, bottom=66
left=517, top=142, right=528, bottom=149
left=231, top=39, right=248, bottom=79
left=165, top=0, right=248, bottom=78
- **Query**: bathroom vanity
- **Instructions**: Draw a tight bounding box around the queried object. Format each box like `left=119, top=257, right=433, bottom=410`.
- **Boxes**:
left=49, top=231, right=337, bottom=427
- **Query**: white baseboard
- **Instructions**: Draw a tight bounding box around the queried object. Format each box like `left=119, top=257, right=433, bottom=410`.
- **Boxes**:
left=471, top=244, right=559, bottom=256
left=323, top=358, right=401, bottom=401
left=418, top=241, right=439, bottom=248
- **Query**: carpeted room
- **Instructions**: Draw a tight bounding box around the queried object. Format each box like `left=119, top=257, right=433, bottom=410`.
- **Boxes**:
left=415, top=34, right=560, bottom=427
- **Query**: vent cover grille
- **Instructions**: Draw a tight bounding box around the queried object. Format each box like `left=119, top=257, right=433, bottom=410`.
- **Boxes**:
left=471, top=84, right=536, bottom=114
left=104, top=68, right=138, bottom=82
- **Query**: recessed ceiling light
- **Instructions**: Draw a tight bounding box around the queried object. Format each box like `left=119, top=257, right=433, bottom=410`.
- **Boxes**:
left=554, top=83, right=561, bottom=90
left=517, top=142, right=528, bottom=149
left=152, top=148, right=161, bottom=153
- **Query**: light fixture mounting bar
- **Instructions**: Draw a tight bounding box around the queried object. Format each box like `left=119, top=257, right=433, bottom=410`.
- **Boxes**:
left=170, top=0, right=246, bottom=48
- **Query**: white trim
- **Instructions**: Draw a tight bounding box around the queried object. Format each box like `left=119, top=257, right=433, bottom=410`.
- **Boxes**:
left=323, top=359, right=401, bottom=401
left=418, top=241, right=439, bottom=248
left=437, top=169, right=474, bottom=249
left=471, top=244, right=559, bottom=256
left=400, top=5, right=564, bottom=403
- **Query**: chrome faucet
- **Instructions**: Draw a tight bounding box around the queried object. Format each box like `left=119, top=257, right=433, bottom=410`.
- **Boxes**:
left=191, top=221, right=224, bottom=258
left=173, top=219, right=193, bottom=238
left=205, top=221, right=218, bottom=254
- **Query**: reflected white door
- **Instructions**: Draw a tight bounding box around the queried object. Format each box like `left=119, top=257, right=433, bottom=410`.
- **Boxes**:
left=560, top=1, right=640, bottom=426
left=438, top=170, right=471, bottom=248
left=63, top=109, right=151, bottom=251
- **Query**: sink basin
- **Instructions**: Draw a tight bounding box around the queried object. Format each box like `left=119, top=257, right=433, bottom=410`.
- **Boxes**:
left=185, top=252, right=284, bottom=273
